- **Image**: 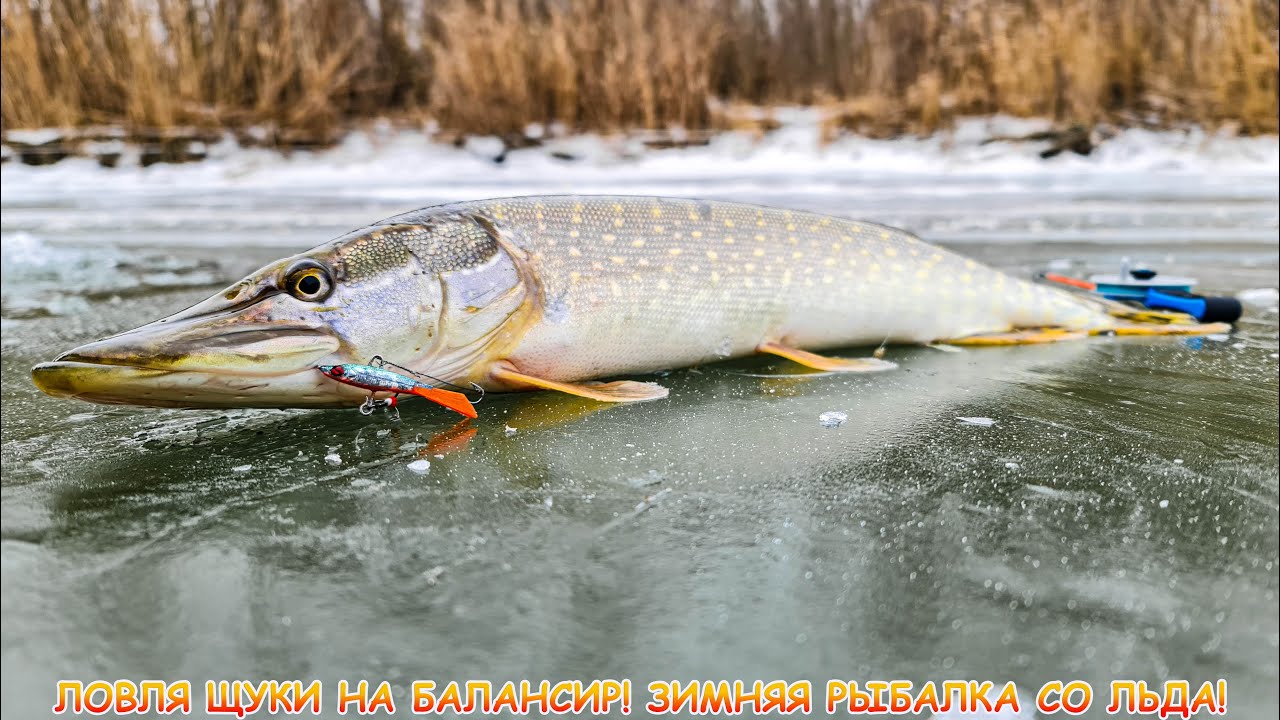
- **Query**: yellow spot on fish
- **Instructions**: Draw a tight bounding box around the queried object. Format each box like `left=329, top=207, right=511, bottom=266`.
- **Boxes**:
left=869, top=263, right=881, bottom=273
left=632, top=238, right=645, bottom=247
left=724, top=219, right=734, bottom=228
left=613, top=203, right=623, bottom=213
left=614, top=218, right=625, bottom=228
left=706, top=250, right=718, bottom=260
left=652, top=225, right=664, bottom=233
left=743, top=277, right=754, bottom=288
left=569, top=247, right=582, bottom=257
left=823, top=257, right=837, bottom=267
left=710, top=271, right=721, bottom=284
left=753, top=248, right=765, bottom=257
left=652, top=207, right=662, bottom=218
left=572, top=214, right=582, bottom=223
left=916, top=269, right=929, bottom=279
left=724, top=237, right=734, bottom=244
left=880, top=231, right=890, bottom=239
left=744, top=263, right=756, bottom=272
left=756, top=219, right=765, bottom=227
left=569, top=229, right=580, bottom=238
left=611, top=256, right=626, bottom=265
left=788, top=236, right=799, bottom=245
left=535, top=211, right=544, bottom=220
left=669, top=248, right=682, bottom=256
left=691, top=230, right=703, bottom=238
left=609, top=281, right=621, bottom=297
left=960, top=273, right=972, bottom=284
left=964, top=260, right=978, bottom=270
left=688, top=211, right=699, bottom=220
left=657, top=279, right=670, bottom=291
left=932, top=253, right=944, bottom=263
left=602, top=233, right=616, bottom=242
left=569, top=271, right=581, bottom=281
left=663, top=264, right=674, bottom=273
left=884, top=247, right=898, bottom=257
left=786, top=223, right=796, bottom=231
left=792, top=251, right=804, bottom=259
left=755, top=234, right=765, bottom=242
left=782, top=270, right=793, bottom=285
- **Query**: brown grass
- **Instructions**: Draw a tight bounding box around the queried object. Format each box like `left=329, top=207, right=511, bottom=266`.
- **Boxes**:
left=2, top=0, right=1277, bottom=143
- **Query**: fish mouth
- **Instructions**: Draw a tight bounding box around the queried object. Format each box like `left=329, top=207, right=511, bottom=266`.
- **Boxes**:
left=32, top=324, right=361, bottom=408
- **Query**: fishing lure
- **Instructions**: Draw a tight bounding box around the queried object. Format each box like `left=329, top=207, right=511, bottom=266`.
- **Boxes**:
left=317, top=357, right=481, bottom=419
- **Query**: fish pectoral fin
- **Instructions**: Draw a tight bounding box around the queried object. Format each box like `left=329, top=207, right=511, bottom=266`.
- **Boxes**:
left=490, top=365, right=669, bottom=403
left=941, top=328, right=1087, bottom=346
left=756, top=341, right=897, bottom=372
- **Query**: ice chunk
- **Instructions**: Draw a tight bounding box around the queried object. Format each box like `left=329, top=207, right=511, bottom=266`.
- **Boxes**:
left=819, top=411, right=848, bottom=427
left=504, top=425, right=518, bottom=437
left=231, top=464, right=253, bottom=473
left=957, top=417, right=996, bottom=426
left=407, top=459, right=431, bottom=474
left=324, top=453, right=342, bottom=466
left=1237, top=287, right=1278, bottom=306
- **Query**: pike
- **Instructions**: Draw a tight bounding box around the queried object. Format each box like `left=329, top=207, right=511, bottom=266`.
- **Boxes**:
left=31, top=196, right=1228, bottom=410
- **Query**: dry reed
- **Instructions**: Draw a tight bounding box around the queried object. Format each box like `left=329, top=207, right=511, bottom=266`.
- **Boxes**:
left=2, top=0, right=1276, bottom=143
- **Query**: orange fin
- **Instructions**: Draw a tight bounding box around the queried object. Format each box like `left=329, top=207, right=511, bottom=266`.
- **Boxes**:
left=411, top=386, right=479, bottom=418
left=757, top=341, right=896, bottom=372
left=942, top=328, right=1087, bottom=346
left=491, top=365, right=668, bottom=403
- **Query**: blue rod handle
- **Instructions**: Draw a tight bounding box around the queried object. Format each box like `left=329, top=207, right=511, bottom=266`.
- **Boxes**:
left=1144, top=289, right=1206, bottom=320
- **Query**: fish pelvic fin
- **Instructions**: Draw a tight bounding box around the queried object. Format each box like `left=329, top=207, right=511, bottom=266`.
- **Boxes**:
left=757, top=341, right=897, bottom=372
left=490, top=364, right=669, bottom=403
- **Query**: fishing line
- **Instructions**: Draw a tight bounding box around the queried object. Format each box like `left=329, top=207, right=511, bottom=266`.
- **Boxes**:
left=368, top=355, right=485, bottom=404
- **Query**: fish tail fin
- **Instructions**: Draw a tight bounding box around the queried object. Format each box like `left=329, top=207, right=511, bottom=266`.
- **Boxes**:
left=411, top=385, right=479, bottom=419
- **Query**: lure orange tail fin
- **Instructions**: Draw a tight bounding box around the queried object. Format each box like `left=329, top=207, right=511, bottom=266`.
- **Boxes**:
left=412, top=386, right=479, bottom=419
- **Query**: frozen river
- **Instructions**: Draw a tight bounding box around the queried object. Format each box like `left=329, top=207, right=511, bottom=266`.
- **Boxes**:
left=2, top=120, right=1277, bottom=718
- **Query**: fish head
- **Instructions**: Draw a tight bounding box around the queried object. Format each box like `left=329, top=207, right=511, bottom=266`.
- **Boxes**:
left=30, top=228, right=445, bottom=408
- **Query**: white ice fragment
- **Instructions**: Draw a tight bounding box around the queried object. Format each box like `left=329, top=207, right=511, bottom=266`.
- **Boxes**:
left=407, top=459, right=431, bottom=474
left=504, top=425, right=518, bottom=437
left=231, top=464, right=253, bottom=473
left=1237, top=287, right=1279, bottom=306
left=324, top=453, right=342, bottom=466
left=1173, top=458, right=1184, bottom=464
left=543, top=496, right=554, bottom=509
left=1158, top=499, right=1170, bottom=509
left=819, top=411, right=848, bottom=428
left=1004, top=462, right=1020, bottom=470
left=423, top=565, right=446, bottom=585
left=1205, top=334, right=1230, bottom=342
left=957, top=417, right=996, bottom=426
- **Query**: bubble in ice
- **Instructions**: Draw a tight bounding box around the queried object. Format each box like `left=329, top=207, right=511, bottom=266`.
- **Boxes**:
left=407, top=459, right=431, bottom=474
left=957, top=417, right=996, bottom=426
left=324, top=453, right=342, bottom=466
left=819, top=411, right=848, bottom=428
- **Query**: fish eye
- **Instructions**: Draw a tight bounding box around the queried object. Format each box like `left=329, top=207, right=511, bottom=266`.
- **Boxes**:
left=284, top=261, right=333, bottom=302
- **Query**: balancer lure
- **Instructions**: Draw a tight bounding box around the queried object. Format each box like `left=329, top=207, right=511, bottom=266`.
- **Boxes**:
left=318, top=360, right=478, bottom=419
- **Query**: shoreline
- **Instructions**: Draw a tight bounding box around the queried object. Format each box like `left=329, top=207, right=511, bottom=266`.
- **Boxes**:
left=3, top=111, right=1277, bottom=177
